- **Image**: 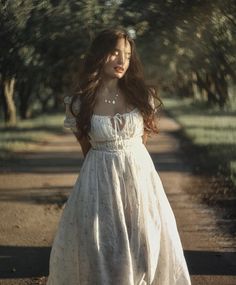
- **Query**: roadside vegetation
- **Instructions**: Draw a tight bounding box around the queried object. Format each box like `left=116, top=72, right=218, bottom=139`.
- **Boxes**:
left=1, top=0, right=235, bottom=186
left=162, top=93, right=236, bottom=187
left=0, top=113, right=64, bottom=159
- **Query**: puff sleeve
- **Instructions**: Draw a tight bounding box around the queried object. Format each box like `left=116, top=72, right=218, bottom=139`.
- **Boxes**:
left=63, top=96, right=81, bottom=132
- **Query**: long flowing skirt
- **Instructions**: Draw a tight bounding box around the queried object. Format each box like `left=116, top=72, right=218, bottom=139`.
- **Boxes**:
left=47, top=143, right=191, bottom=285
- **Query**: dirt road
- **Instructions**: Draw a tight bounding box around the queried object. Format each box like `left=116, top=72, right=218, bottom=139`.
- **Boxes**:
left=0, top=111, right=235, bottom=285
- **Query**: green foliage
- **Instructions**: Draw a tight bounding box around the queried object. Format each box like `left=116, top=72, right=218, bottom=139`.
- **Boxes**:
left=0, top=0, right=122, bottom=120
left=162, top=93, right=236, bottom=187
left=230, top=161, right=236, bottom=185
left=0, top=0, right=235, bottom=121
left=120, top=0, right=236, bottom=108
left=0, top=113, right=64, bottom=158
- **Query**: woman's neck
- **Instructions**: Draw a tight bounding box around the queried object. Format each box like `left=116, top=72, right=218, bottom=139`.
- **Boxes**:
left=100, top=78, right=119, bottom=93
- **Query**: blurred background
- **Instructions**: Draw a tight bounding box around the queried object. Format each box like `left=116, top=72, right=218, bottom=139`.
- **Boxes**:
left=0, top=0, right=235, bottom=188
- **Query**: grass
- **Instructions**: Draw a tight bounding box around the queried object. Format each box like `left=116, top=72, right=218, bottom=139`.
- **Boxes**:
left=161, top=93, right=236, bottom=187
left=1, top=97, right=236, bottom=189
left=0, top=113, right=64, bottom=159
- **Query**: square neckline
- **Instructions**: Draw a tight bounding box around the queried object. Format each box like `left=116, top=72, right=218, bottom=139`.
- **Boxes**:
left=92, top=107, right=139, bottom=118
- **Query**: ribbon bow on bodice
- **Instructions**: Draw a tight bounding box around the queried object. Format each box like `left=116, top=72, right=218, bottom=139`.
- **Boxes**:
left=110, top=113, right=126, bottom=149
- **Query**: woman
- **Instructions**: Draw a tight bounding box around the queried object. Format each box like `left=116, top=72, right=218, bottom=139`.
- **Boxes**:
left=47, top=28, right=191, bottom=285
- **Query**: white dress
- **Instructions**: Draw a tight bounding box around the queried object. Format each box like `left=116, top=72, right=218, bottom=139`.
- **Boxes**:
left=46, top=96, right=191, bottom=285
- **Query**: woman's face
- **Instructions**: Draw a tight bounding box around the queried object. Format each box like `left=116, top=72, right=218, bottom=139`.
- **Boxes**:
left=102, top=37, right=131, bottom=79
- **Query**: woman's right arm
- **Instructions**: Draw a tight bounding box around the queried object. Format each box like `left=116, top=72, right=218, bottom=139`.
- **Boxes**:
left=63, top=96, right=91, bottom=158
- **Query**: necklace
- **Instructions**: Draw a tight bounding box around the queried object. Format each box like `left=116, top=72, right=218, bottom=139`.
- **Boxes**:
left=104, top=87, right=119, bottom=105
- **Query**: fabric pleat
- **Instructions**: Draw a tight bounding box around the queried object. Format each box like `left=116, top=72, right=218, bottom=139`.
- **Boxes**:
left=47, top=97, right=191, bottom=285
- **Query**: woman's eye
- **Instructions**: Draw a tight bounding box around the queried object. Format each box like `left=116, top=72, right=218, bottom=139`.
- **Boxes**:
left=111, top=51, right=131, bottom=60
left=112, top=51, right=119, bottom=56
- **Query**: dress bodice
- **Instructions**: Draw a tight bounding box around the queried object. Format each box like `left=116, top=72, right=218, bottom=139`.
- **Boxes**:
left=63, top=96, right=145, bottom=151
left=89, top=110, right=144, bottom=149
left=48, top=96, right=192, bottom=285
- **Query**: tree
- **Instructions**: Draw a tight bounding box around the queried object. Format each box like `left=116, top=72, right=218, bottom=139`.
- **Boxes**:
left=118, top=0, right=236, bottom=108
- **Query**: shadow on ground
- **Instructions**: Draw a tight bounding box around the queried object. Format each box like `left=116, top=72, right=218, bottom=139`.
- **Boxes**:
left=0, top=152, right=84, bottom=174
left=1, top=151, right=191, bottom=174
left=0, top=245, right=235, bottom=279
left=0, top=186, right=70, bottom=205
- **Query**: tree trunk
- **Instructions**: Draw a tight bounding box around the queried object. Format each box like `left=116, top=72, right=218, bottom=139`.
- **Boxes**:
left=3, top=78, right=17, bottom=126
left=206, top=73, right=217, bottom=106
left=218, top=51, right=236, bottom=84
left=195, top=71, right=218, bottom=106
left=18, top=80, right=32, bottom=119
left=0, top=81, right=8, bottom=121
left=215, top=70, right=229, bottom=108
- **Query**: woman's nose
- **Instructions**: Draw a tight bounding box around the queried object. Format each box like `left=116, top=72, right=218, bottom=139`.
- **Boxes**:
left=117, top=53, right=125, bottom=64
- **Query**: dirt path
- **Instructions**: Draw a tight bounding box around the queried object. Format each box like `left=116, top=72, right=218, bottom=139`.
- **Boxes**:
left=0, top=111, right=235, bottom=285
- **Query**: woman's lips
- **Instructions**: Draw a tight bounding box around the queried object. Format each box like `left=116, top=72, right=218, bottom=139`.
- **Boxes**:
left=114, top=66, right=124, bottom=73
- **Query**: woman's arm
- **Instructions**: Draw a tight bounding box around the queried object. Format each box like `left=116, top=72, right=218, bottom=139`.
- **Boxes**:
left=73, top=132, right=91, bottom=158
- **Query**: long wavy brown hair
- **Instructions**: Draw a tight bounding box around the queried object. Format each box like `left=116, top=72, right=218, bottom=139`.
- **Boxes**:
left=69, top=28, right=163, bottom=138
